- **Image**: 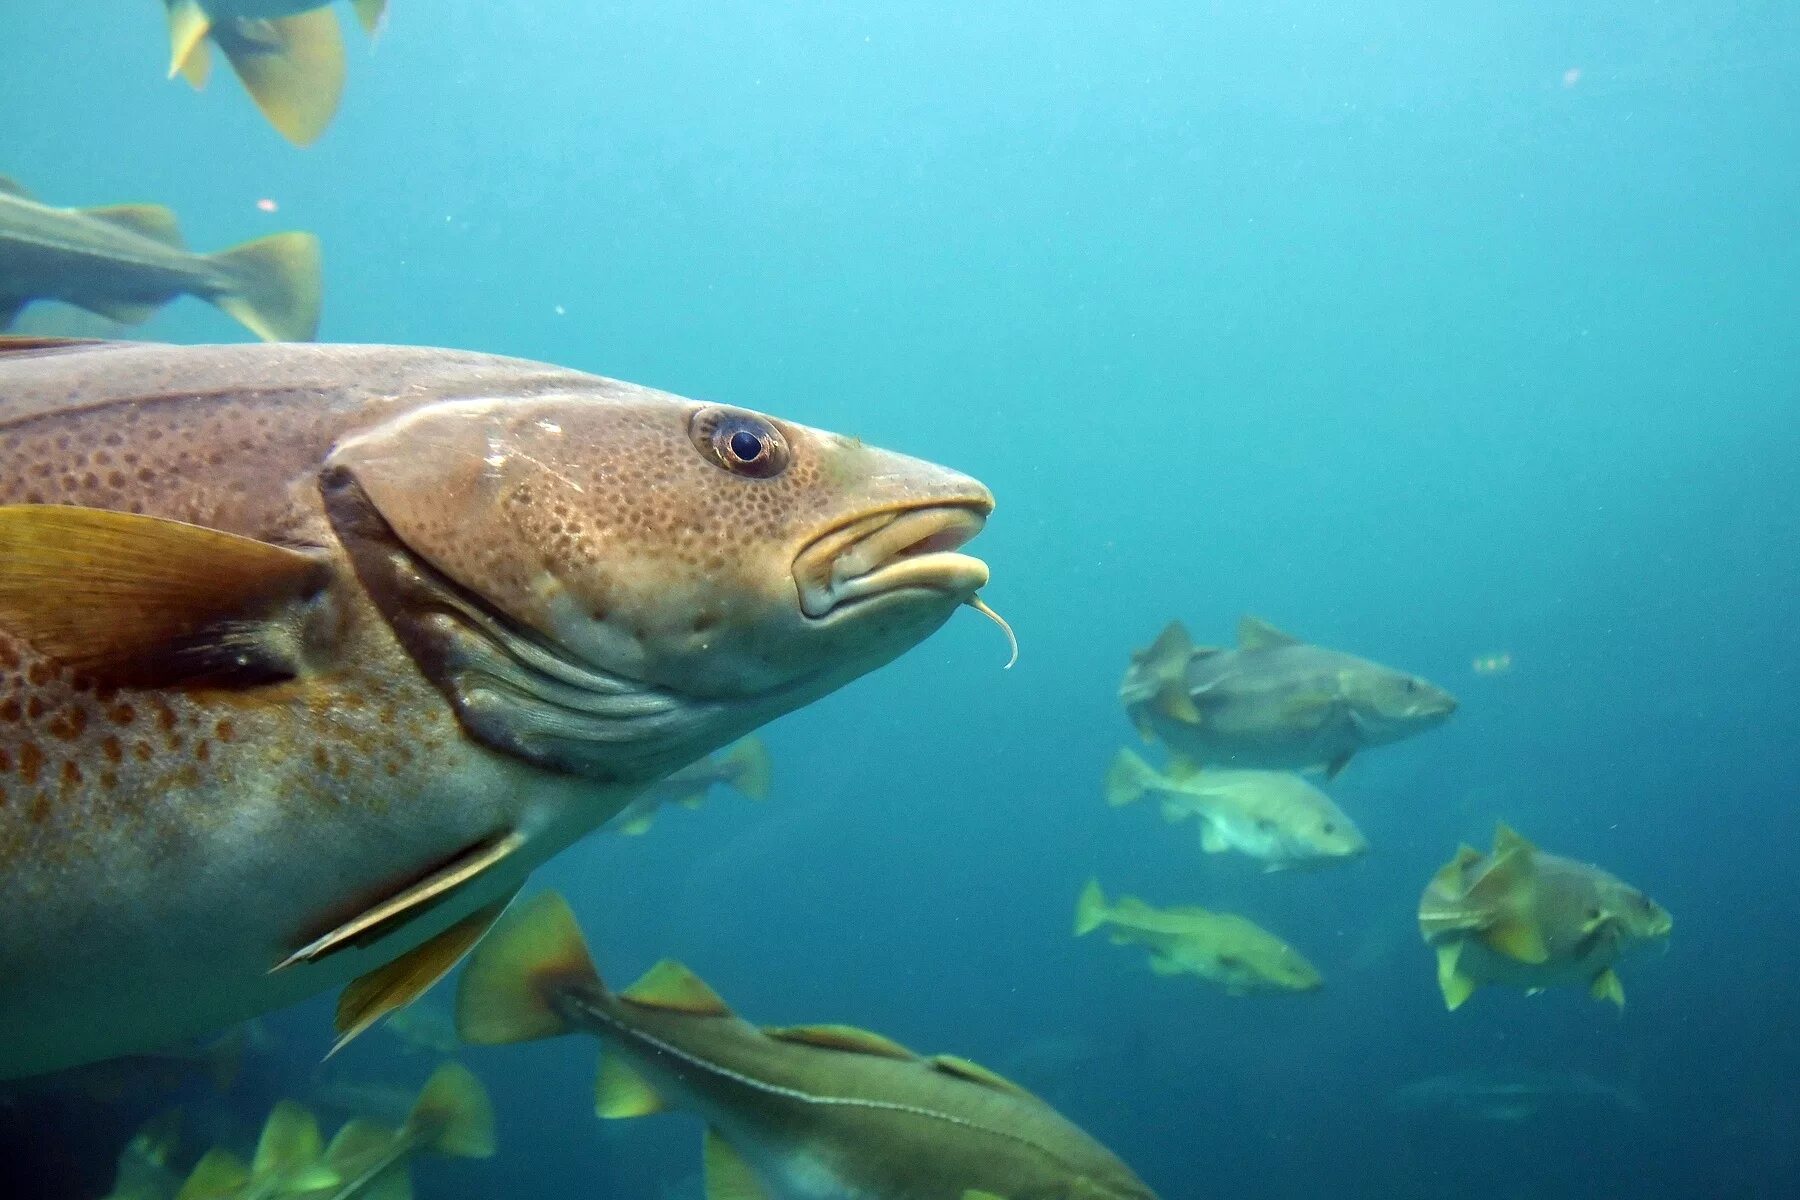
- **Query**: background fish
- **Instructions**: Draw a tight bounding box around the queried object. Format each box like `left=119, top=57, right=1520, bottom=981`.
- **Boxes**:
left=1105, top=747, right=1368, bottom=869
left=1418, top=825, right=1671, bottom=1010
left=1387, top=1067, right=1648, bottom=1123
left=0, top=338, right=994, bottom=1081
left=162, top=1, right=388, bottom=146
left=611, top=735, right=772, bottom=837
left=0, top=178, right=320, bottom=341
left=457, top=892, right=1161, bottom=1200
left=1119, top=615, right=1457, bottom=778
left=1074, top=879, right=1323, bottom=996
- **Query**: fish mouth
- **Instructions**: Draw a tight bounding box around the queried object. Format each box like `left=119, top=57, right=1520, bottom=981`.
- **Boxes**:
left=795, top=501, right=991, bottom=619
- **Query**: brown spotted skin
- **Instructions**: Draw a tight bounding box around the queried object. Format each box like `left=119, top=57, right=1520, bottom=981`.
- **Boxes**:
left=0, top=341, right=991, bottom=1079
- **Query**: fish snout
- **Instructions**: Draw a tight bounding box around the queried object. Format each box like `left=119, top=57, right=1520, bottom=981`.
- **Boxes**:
left=793, top=493, right=993, bottom=621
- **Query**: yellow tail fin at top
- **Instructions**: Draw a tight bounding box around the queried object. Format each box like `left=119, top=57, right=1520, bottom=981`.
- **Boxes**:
left=214, top=9, right=346, bottom=145
left=717, top=736, right=774, bottom=801
left=209, top=231, right=322, bottom=342
left=455, top=892, right=601, bottom=1047
left=407, top=1062, right=496, bottom=1159
left=1074, top=878, right=1110, bottom=937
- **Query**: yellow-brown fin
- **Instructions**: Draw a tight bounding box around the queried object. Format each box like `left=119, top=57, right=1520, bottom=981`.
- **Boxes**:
left=165, top=0, right=212, bottom=83
left=1104, top=747, right=1158, bottom=808
left=765, top=1024, right=913, bottom=1059
left=620, top=960, right=731, bottom=1016
left=215, top=10, right=346, bottom=146
left=1590, top=967, right=1626, bottom=1009
left=717, top=736, right=773, bottom=801
left=324, top=1118, right=398, bottom=1172
left=1155, top=679, right=1202, bottom=724
left=328, top=891, right=515, bottom=1057
left=208, top=231, right=323, bottom=342
left=456, top=891, right=600, bottom=1046
left=351, top=0, right=389, bottom=35
left=1482, top=917, right=1550, bottom=965
left=1491, top=822, right=1537, bottom=857
left=1073, top=878, right=1109, bottom=937
left=929, top=1054, right=1029, bottom=1096
left=277, top=832, right=526, bottom=972
left=408, top=1062, right=495, bottom=1158
left=251, top=1100, right=326, bottom=1180
left=595, top=1056, right=667, bottom=1119
left=1435, top=942, right=1477, bottom=1011
left=0, top=504, right=330, bottom=689
left=82, top=204, right=185, bottom=247
left=174, top=1148, right=250, bottom=1200
left=1238, top=614, right=1303, bottom=650
left=704, top=1130, right=770, bottom=1200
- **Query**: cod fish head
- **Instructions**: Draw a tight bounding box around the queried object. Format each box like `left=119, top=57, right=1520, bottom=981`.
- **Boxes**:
left=1596, top=878, right=1673, bottom=947
left=323, top=385, right=992, bottom=782
left=1339, top=662, right=1458, bottom=742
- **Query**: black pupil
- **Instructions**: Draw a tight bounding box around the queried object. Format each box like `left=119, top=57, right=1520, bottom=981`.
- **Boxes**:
left=728, top=429, right=764, bottom=461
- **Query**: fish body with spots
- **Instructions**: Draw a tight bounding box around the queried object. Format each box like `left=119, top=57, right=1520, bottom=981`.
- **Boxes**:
left=1119, top=615, right=1457, bottom=778
left=0, top=338, right=994, bottom=1080
left=457, top=893, right=1161, bottom=1200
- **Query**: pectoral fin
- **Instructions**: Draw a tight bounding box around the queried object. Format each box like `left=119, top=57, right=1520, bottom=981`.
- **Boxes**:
left=215, top=10, right=346, bottom=146
left=275, top=831, right=525, bottom=972
left=1156, top=680, right=1203, bottom=724
left=1590, top=967, right=1626, bottom=1009
left=1200, top=823, right=1229, bottom=854
left=1436, top=942, right=1477, bottom=1011
left=0, top=505, right=332, bottom=688
left=596, top=1056, right=668, bottom=1119
left=704, top=1130, right=769, bottom=1200
left=328, top=890, right=518, bottom=1057
left=1482, top=918, right=1550, bottom=965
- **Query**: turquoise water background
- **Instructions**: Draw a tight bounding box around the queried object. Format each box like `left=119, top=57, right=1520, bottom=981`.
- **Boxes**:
left=4, top=3, right=1799, bottom=1197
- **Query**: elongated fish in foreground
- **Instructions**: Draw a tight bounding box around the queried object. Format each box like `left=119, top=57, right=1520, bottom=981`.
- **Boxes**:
left=0, top=338, right=997, bottom=1080
left=1419, top=825, right=1670, bottom=1011
left=1103, top=747, right=1367, bottom=870
left=0, top=178, right=321, bottom=341
left=163, top=0, right=388, bottom=146
left=1119, top=615, right=1457, bottom=778
left=457, top=892, right=1160, bottom=1200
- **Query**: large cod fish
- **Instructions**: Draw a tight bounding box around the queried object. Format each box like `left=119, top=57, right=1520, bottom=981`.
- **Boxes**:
left=0, top=338, right=996, bottom=1080
left=458, top=892, right=1160, bottom=1200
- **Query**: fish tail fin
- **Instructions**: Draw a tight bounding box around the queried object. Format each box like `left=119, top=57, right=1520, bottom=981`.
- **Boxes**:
left=1074, top=878, right=1110, bottom=937
left=213, top=10, right=346, bottom=146
left=208, top=231, right=322, bottom=342
left=1103, top=747, right=1159, bottom=808
left=251, top=1101, right=326, bottom=1181
left=455, top=891, right=602, bottom=1046
left=406, top=1062, right=496, bottom=1158
left=716, top=736, right=773, bottom=801
left=173, top=1148, right=250, bottom=1200
left=351, top=0, right=390, bottom=37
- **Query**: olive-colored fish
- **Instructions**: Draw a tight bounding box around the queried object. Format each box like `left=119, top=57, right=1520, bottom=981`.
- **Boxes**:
left=1074, top=879, right=1322, bottom=995
left=612, top=735, right=773, bottom=836
left=174, top=1101, right=339, bottom=1200
left=0, top=178, right=320, bottom=342
left=163, top=1, right=388, bottom=146
left=1418, top=825, right=1671, bottom=1011
left=1119, top=615, right=1457, bottom=779
left=0, top=338, right=997, bottom=1080
left=302, top=1062, right=494, bottom=1200
left=1104, top=747, right=1367, bottom=870
left=456, top=892, right=1159, bottom=1200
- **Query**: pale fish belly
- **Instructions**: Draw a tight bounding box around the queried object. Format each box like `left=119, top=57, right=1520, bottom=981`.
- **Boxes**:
left=0, top=623, right=625, bottom=1080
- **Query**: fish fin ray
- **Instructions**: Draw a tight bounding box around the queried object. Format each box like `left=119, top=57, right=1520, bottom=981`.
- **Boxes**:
left=620, top=960, right=731, bottom=1016
left=165, top=0, right=212, bottom=82
left=0, top=504, right=330, bottom=688
left=704, top=1130, right=770, bottom=1200
left=329, top=891, right=515, bottom=1057
left=1104, top=747, right=1159, bottom=807
left=455, top=891, right=599, bottom=1046
left=765, top=1024, right=913, bottom=1059
left=209, top=231, right=322, bottom=341
left=214, top=10, right=345, bottom=145
left=280, top=832, right=525, bottom=971
left=595, top=1055, right=668, bottom=1119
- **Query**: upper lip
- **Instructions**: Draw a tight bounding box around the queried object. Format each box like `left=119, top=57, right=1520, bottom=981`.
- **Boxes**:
left=795, top=500, right=991, bottom=618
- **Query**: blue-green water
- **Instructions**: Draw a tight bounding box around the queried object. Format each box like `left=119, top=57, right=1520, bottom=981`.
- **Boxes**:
left=4, top=2, right=1798, bottom=1197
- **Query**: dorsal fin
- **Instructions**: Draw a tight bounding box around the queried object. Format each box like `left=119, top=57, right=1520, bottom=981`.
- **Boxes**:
left=1491, top=823, right=1537, bottom=857
left=81, top=204, right=185, bottom=247
left=0, top=176, right=31, bottom=199
left=928, top=1054, right=1030, bottom=1096
left=1238, top=615, right=1302, bottom=650
left=1139, top=619, right=1195, bottom=667
left=764, top=1024, right=914, bottom=1060
left=620, top=960, right=731, bottom=1016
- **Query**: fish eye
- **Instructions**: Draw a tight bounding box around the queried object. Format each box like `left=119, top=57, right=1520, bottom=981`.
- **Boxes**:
left=690, top=407, right=791, bottom=479
left=1322, top=822, right=1336, bottom=834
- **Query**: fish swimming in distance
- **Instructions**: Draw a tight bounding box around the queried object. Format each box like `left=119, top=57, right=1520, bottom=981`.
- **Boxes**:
left=1104, top=747, right=1367, bottom=870
left=1386, top=1067, right=1647, bottom=1123
left=1418, top=825, right=1671, bottom=1011
left=163, top=1, right=388, bottom=146
left=1119, top=615, right=1457, bottom=779
left=100, top=1109, right=186, bottom=1200
left=1074, top=879, right=1323, bottom=996
left=457, top=892, right=1161, bottom=1200
left=612, top=735, right=773, bottom=836
left=0, top=177, right=321, bottom=341
left=297, top=1062, right=494, bottom=1200
left=0, top=337, right=999, bottom=1080
left=173, top=1100, right=339, bottom=1200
